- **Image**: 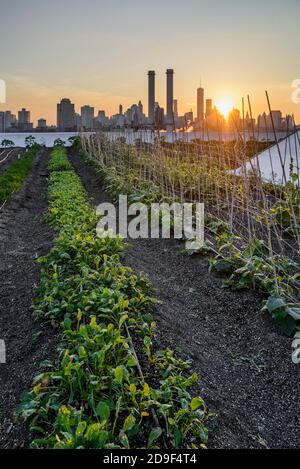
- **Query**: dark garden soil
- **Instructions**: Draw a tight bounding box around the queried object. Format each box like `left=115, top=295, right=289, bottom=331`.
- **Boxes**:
left=69, top=148, right=300, bottom=450
left=0, top=148, right=24, bottom=177
left=0, top=149, right=59, bottom=449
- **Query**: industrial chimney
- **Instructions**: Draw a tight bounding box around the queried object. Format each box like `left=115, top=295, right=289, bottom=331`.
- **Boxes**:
left=166, top=69, right=174, bottom=130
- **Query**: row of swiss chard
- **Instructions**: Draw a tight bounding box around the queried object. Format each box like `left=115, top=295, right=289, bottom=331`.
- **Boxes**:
left=17, top=146, right=209, bottom=449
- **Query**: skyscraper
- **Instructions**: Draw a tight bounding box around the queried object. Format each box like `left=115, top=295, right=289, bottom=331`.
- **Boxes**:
left=270, top=110, right=282, bottom=130
left=18, top=108, right=30, bottom=124
left=57, top=98, right=76, bottom=131
left=18, top=108, right=33, bottom=131
left=154, top=102, right=164, bottom=128
left=173, top=99, right=178, bottom=118
left=0, top=113, right=5, bottom=133
left=206, top=99, right=213, bottom=118
left=138, top=100, right=143, bottom=115
left=166, top=69, right=174, bottom=129
left=37, top=118, right=47, bottom=130
left=81, top=105, right=95, bottom=130
left=148, top=71, right=155, bottom=125
left=197, top=87, right=204, bottom=122
left=0, top=111, right=16, bottom=132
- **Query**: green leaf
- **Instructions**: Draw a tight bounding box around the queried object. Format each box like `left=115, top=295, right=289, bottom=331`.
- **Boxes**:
left=267, top=296, right=286, bottom=314
left=190, top=397, right=204, bottom=411
left=78, top=346, right=87, bottom=359
left=278, top=316, right=296, bottom=337
left=127, top=355, right=137, bottom=367
left=144, top=336, right=152, bottom=349
left=114, top=366, right=123, bottom=384
left=174, top=426, right=182, bottom=447
left=286, top=307, right=300, bottom=321
left=96, top=402, right=110, bottom=422
left=76, top=421, right=87, bottom=438
left=147, top=427, right=162, bottom=448
left=63, top=317, right=72, bottom=330
left=143, top=383, right=150, bottom=397
left=212, top=259, right=233, bottom=273
left=123, top=415, right=136, bottom=433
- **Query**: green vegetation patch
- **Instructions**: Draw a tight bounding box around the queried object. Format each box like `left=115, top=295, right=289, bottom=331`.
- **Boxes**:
left=0, top=145, right=40, bottom=204
left=17, top=147, right=209, bottom=449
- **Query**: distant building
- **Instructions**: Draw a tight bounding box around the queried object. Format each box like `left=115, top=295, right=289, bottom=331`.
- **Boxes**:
left=81, top=105, right=94, bottom=131
left=206, top=106, right=225, bottom=131
left=36, top=118, right=47, bottom=131
left=154, top=102, right=164, bottom=128
left=271, top=110, right=282, bottom=130
left=173, top=99, right=178, bottom=118
left=18, top=108, right=33, bottom=131
left=197, top=87, right=204, bottom=122
left=38, top=118, right=47, bottom=128
left=229, top=108, right=240, bottom=131
left=75, top=113, right=82, bottom=131
left=206, top=99, right=213, bottom=118
left=18, top=108, right=30, bottom=124
left=257, top=113, right=267, bottom=130
left=110, top=113, right=125, bottom=128
left=184, top=111, right=193, bottom=126
left=284, top=115, right=294, bottom=131
left=174, top=100, right=184, bottom=128
left=57, top=98, right=76, bottom=131
left=138, top=100, right=143, bottom=115
left=0, top=112, right=5, bottom=133
left=6, top=111, right=17, bottom=131
left=244, top=112, right=255, bottom=131
left=258, top=111, right=282, bottom=131
left=119, top=104, right=123, bottom=115
left=95, top=110, right=109, bottom=129
left=124, top=102, right=146, bottom=127
left=0, top=111, right=17, bottom=132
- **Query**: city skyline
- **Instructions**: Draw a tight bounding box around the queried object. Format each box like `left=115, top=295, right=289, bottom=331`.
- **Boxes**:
left=1, top=0, right=300, bottom=125
left=1, top=69, right=296, bottom=134
left=0, top=69, right=299, bottom=129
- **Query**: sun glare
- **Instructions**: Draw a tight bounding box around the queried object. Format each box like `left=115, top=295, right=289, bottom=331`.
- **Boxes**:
left=216, top=98, right=234, bottom=118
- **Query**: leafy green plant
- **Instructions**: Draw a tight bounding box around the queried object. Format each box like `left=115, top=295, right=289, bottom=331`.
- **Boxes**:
left=263, top=296, right=300, bottom=336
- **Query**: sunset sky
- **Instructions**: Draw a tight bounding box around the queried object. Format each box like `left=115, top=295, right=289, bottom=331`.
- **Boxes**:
left=1, top=0, right=300, bottom=125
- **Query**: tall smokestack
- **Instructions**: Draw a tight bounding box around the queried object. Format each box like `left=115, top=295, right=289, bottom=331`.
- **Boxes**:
left=148, top=71, right=155, bottom=125
left=166, top=69, right=174, bottom=130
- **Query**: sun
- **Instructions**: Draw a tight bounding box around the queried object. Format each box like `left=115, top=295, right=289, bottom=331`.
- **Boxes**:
left=216, top=98, right=234, bottom=118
